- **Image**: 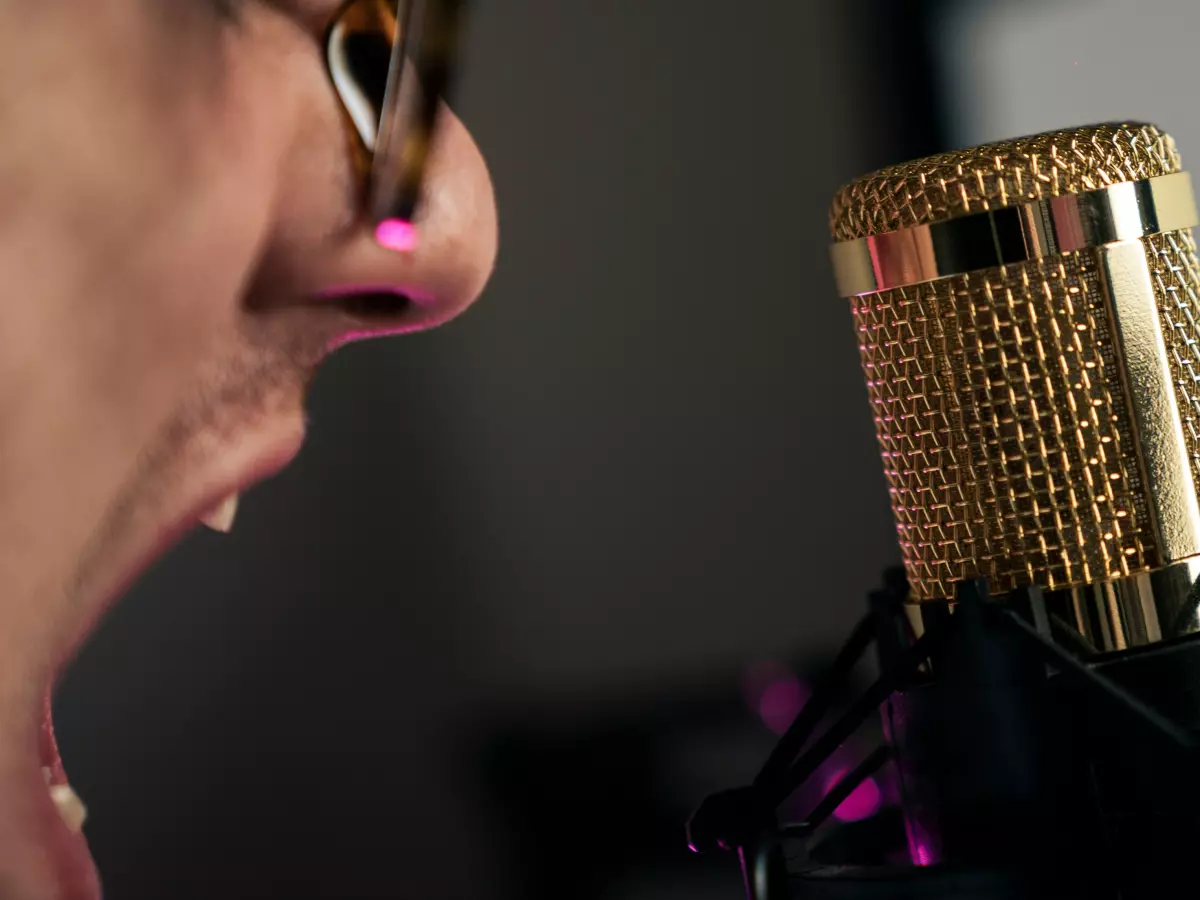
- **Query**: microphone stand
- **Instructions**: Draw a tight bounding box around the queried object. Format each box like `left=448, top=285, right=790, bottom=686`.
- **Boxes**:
left=686, top=572, right=1200, bottom=899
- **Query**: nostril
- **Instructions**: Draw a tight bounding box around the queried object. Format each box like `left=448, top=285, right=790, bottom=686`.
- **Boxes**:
left=339, top=292, right=412, bottom=319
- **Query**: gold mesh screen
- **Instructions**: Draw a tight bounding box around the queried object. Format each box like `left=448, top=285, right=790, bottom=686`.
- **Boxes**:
left=1149, top=230, right=1200, bottom=495
left=853, top=251, right=1158, bottom=601
left=830, top=123, right=1181, bottom=243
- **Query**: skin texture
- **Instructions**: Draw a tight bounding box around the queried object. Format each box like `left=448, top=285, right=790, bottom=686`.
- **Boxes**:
left=0, top=1, right=498, bottom=896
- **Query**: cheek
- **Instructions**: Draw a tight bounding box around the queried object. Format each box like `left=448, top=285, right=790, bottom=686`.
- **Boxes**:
left=260, top=36, right=361, bottom=254
left=192, top=3, right=355, bottom=283
left=83, top=301, right=229, bottom=433
left=272, top=120, right=359, bottom=250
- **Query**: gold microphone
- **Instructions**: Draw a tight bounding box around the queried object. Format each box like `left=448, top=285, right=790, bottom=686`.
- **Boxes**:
left=829, top=123, right=1200, bottom=655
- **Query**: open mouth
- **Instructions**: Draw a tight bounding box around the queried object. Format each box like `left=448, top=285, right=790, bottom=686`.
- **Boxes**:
left=32, top=495, right=267, bottom=899
left=19, top=289, right=426, bottom=897
left=24, top=421, right=312, bottom=899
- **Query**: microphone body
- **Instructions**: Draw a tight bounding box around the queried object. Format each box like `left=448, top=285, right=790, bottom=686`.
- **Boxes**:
left=832, top=122, right=1200, bottom=649
left=829, top=123, right=1200, bottom=897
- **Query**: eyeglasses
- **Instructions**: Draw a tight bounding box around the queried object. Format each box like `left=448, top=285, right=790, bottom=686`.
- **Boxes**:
left=324, top=0, right=467, bottom=252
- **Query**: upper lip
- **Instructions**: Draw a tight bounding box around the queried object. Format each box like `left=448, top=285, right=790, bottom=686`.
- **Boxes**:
left=52, top=415, right=308, bottom=678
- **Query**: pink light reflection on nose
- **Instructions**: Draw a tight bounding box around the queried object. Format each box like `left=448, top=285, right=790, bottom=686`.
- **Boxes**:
left=822, top=768, right=883, bottom=823
left=375, top=218, right=418, bottom=253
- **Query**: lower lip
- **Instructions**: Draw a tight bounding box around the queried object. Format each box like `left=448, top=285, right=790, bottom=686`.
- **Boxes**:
left=27, top=702, right=101, bottom=900
left=40, top=692, right=67, bottom=785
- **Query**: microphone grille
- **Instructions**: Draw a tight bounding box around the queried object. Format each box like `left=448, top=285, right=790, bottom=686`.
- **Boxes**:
left=830, top=123, right=1181, bottom=242
left=830, top=123, right=1200, bottom=604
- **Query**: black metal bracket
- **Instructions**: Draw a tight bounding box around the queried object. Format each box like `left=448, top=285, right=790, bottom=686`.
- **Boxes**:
left=687, top=571, right=1200, bottom=900
left=687, top=570, right=922, bottom=898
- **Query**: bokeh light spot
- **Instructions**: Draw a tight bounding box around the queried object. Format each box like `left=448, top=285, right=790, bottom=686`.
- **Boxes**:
left=823, top=768, right=883, bottom=822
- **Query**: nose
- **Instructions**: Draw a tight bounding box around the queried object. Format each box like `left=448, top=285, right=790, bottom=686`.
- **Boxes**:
left=323, top=105, right=499, bottom=330
left=242, top=0, right=498, bottom=337
left=320, top=106, right=499, bottom=328
left=257, top=91, right=498, bottom=337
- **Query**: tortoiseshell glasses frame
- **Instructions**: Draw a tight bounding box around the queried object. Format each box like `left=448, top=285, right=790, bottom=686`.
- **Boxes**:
left=324, top=0, right=466, bottom=251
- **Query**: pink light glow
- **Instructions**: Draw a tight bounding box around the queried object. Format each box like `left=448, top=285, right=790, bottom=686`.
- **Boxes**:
left=905, top=817, right=938, bottom=867
left=742, top=662, right=811, bottom=736
left=823, top=768, right=883, bottom=822
left=375, top=218, right=418, bottom=253
left=758, top=677, right=807, bottom=735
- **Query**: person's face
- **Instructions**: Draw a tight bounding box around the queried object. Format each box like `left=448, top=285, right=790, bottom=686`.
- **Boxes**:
left=0, top=2, right=496, bottom=896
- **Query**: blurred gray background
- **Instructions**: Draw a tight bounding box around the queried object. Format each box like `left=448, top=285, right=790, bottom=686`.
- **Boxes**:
left=56, top=0, right=1198, bottom=897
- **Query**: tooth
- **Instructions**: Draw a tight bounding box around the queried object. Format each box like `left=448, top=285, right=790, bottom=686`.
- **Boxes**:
left=49, top=783, right=87, bottom=833
left=200, top=493, right=239, bottom=533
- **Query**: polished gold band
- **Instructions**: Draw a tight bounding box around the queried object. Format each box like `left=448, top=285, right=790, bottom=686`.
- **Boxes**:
left=1054, top=556, right=1200, bottom=654
left=830, top=172, right=1199, bottom=297
left=902, top=555, right=1200, bottom=655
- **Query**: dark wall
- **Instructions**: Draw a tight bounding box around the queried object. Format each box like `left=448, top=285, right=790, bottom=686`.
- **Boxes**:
left=56, top=1, right=905, bottom=897
left=436, top=0, right=898, bottom=699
